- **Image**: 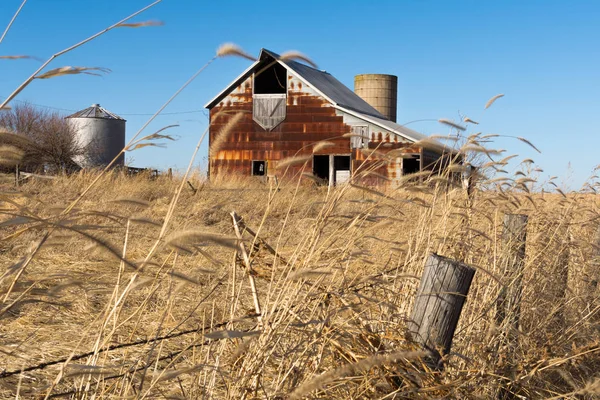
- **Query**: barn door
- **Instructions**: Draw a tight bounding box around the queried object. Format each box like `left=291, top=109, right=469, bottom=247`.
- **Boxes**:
left=350, top=125, right=368, bottom=149
left=253, top=93, right=286, bottom=130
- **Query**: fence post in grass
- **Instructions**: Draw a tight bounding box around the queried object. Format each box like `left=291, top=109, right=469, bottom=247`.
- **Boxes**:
left=494, top=214, right=528, bottom=400
left=583, top=225, right=600, bottom=312
left=495, top=214, right=528, bottom=336
left=590, top=225, right=600, bottom=284
left=551, top=224, right=571, bottom=325
left=592, top=225, right=600, bottom=286
left=493, top=214, right=528, bottom=399
left=592, top=226, right=600, bottom=290
left=407, top=253, right=476, bottom=370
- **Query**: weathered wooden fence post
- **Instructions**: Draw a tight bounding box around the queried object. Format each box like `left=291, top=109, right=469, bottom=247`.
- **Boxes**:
left=494, top=214, right=527, bottom=400
left=408, top=253, right=476, bottom=370
left=495, top=214, right=528, bottom=337
left=587, top=225, right=600, bottom=304
left=571, top=223, right=600, bottom=318
left=551, top=223, right=570, bottom=325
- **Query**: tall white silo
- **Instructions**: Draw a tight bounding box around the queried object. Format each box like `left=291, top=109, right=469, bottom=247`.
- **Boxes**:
left=66, top=104, right=126, bottom=168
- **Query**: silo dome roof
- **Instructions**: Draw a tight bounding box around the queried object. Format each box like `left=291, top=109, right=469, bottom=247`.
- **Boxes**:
left=66, top=104, right=125, bottom=121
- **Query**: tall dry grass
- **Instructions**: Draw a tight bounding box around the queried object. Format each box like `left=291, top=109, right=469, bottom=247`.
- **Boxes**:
left=0, top=3, right=598, bottom=397
left=0, top=146, right=598, bottom=399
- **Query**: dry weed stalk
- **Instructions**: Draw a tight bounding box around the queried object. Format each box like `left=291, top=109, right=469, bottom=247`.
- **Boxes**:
left=0, top=0, right=27, bottom=45
left=0, top=0, right=162, bottom=111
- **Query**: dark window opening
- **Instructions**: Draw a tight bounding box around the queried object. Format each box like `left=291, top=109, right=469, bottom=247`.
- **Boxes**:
left=334, top=155, right=351, bottom=184
left=403, top=156, right=420, bottom=175
left=313, top=155, right=329, bottom=184
left=334, top=155, right=350, bottom=171
left=254, top=63, right=287, bottom=94
left=313, top=155, right=351, bottom=185
left=252, top=160, right=266, bottom=176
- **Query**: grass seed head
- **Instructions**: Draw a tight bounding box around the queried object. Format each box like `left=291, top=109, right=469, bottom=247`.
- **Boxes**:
left=0, top=144, right=24, bottom=165
left=276, top=155, right=311, bottom=170
left=35, top=66, right=111, bottom=79
left=116, top=20, right=164, bottom=28
left=485, top=93, right=505, bottom=109
left=209, top=112, right=245, bottom=157
left=439, top=118, right=466, bottom=131
left=216, top=43, right=257, bottom=61
left=279, top=50, right=318, bottom=68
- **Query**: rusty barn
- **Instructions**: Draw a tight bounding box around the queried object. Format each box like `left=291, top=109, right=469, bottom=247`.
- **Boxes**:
left=205, top=48, right=453, bottom=186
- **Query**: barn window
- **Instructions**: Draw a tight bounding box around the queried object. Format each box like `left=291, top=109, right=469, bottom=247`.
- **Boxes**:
left=403, top=156, right=420, bottom=175
left=312, top=155, right=351, bottom=187
left=313, top=155, right=329, bottom=184
left=333, top=155, right=351, bottom=184
left=253, top=62, right=287, bottom=130
left=252, top=160, right=266, bottom=176
left=254, top=63, right=287, bottom=94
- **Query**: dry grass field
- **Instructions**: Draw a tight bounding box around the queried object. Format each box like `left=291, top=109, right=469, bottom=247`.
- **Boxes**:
left=0, top=4, right=598, bottom=398
left=0, top=162, right=599, bottom=399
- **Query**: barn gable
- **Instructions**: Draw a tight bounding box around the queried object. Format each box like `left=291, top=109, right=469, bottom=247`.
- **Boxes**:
left=205, top=49, right=428, bottom=144
left=204, top=49, right=381, bottom=116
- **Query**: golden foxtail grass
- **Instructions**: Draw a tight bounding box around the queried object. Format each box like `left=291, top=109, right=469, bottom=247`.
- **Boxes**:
left=279, top=51, right=318, bottom=69
left=216, top=43, right=257, bottom=61
left=485, top=93, right=505, bottom=109
left=1, top=165, right=599, bottom=398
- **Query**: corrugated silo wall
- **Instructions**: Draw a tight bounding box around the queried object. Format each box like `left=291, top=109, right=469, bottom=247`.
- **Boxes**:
left=70, top=118, right=125, bottom=168
left=354, top=74, right=398, bottom=122
left=209, top=74, right=419, bottom=186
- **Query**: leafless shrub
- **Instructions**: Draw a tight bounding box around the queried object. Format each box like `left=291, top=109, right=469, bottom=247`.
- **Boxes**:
left=0, top=102, right=84, bottom=172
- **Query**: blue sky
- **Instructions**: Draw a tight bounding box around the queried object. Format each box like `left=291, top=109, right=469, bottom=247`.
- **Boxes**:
left=1, top=0, right=599, bottom=189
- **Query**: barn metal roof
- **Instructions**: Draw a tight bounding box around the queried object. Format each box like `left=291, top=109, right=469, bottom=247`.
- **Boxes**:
left=263, top=50, right=386, bottom=119
left=204, top=49, right=431, bottom=144
left=66, top=104, right=125, bottom=120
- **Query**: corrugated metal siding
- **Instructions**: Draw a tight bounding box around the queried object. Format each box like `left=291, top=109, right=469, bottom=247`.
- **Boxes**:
left=279, top=56, right=385, bottom=119
left=68, top=117, right=125, bottom=168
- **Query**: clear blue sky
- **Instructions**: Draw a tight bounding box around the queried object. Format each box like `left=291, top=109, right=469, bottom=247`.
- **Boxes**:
left=2, top=0, right=599, bottom=189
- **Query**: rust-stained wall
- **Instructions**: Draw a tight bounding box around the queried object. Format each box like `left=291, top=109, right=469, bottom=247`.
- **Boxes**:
left=210, top=73, right=352, bottom=179
left=209, top=65, right=441, bottom=185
